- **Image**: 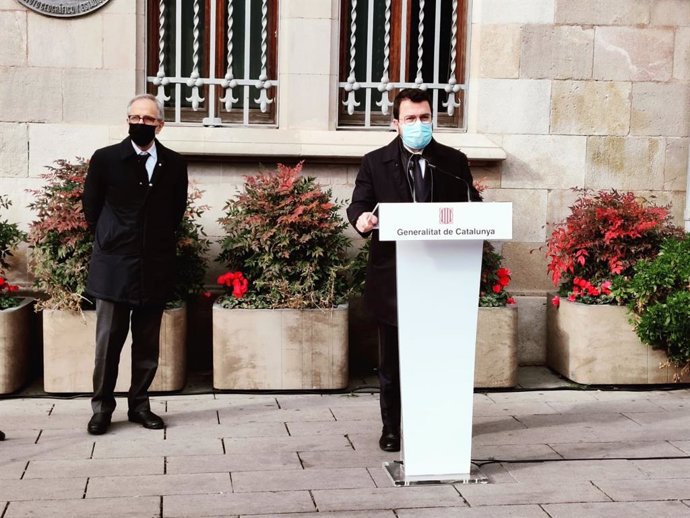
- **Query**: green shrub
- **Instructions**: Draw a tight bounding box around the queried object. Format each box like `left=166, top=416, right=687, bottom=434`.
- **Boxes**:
left=349, top=239, right=370, bottom=297
left=169, top=185, right=211, bottom=307
left=0, top=194, right=27, bottom=274
left=612, top=234, right=690, bottom=368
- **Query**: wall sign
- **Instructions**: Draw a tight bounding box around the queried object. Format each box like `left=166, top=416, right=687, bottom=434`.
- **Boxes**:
left=16, top=0, right=111, bottom=18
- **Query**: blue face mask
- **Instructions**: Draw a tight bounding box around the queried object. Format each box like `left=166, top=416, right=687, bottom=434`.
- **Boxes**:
left=400, top=120, right=433, bottom=150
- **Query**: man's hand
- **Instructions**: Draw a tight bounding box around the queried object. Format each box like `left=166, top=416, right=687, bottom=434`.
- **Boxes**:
left=356, top=212, right=378, bottom=233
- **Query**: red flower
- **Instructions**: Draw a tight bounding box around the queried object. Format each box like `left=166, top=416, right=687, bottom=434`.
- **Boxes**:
left=507, top=297, right=516, bottom=305
left=7, top=284, right=19, bottom=293
left=233, top=278, right=249, bottom=298
left=496, top=268, right=511, bottom=287
left=600, top=280, right=612, bottom=295
left=217, top=271, right=249, bottom=298
left=0, top=277, right=5, bottom=287
left=492, top=284, right=502, bottom=294
left=551, top=295, right=560, bottom=307
left=567, top=294, right=576, bottom=302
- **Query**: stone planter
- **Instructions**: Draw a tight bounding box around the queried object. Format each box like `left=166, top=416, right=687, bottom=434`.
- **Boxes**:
left=547, top=296, right=689, bottom=384
left=0, top=298, right=33, bottom=394
left=474, top=305, right=518, bottom=388
left=42, top=304, right=187, bottom=393
left=213, top=304, right=349, bottom=390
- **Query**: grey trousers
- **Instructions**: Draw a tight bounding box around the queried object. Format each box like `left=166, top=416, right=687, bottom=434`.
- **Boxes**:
left=91, top=299, right=164, bottom=414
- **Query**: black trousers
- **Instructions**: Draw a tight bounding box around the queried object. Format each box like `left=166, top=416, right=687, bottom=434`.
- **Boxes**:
left=91, top=299, right=164, bottom=414
left=377, top=322, right=400, bottom=433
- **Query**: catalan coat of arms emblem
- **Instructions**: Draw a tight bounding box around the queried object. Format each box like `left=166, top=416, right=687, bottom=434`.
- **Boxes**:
left=439, top=207, right=454, bottom=225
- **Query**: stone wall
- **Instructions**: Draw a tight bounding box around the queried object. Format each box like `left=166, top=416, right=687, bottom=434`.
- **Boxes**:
left=475, top=0, right=689, bottom=302
left=0, top=0, right=688, bottom=367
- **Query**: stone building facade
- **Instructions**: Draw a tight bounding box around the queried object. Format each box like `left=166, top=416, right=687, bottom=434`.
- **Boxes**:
left=0, top=0, right=688, bottom=366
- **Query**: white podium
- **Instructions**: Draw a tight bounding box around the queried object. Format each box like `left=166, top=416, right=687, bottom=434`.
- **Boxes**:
left=378, top=202, right=512, bottom=485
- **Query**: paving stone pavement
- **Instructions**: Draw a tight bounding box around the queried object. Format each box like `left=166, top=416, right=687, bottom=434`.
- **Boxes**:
left=2, top=381, right=690, bottom=517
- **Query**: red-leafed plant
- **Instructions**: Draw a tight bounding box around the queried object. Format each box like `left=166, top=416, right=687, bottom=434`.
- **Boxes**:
left=28, top=159, right=92, bottom=311
left=28, top=159, right=209, bottom=312
left=546, top=189, right=681, bottom=304
left=216, top=162, right=353, bottom=309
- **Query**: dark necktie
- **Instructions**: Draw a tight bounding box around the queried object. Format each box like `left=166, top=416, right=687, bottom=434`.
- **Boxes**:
left=409, top=154, right=430, bottom=202
left=138, top=152, right=150, bottom=165
left=137, top=152, right=151, bottom=186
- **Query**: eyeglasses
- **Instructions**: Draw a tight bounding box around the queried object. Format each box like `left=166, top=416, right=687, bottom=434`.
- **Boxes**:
left=399, top=114, right=432, bottom=125
left=127, top=114, right=160, bottom=125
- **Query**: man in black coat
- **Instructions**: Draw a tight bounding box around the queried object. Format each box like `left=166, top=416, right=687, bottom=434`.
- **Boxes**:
left=347, top=89, right=481, bottom=452
left=83, top=94, right=188, bottom=435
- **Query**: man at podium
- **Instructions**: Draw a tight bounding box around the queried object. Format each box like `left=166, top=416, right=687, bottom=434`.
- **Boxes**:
left=347, top=89, right=481, bottom=452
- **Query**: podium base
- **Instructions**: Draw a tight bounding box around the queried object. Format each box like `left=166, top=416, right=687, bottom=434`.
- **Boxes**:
left=383, top=461, right=488, bottom=486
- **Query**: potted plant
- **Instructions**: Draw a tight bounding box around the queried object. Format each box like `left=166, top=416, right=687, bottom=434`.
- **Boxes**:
left=0, top=194, right=31, bottom=394
left=475, top=242, right=518, bottom=388
left=28, top=159, right=207, bottom=392
left=344, top=237, right=518, bottom=387
left=612, top=234, right=690, bottom=381
left=545, top=189, right=683, bottom=384
left=213, top=162, right=352, bottom=390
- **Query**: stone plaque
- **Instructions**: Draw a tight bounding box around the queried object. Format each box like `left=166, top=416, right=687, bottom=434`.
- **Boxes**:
left=16, top=0, right=111, bottom=18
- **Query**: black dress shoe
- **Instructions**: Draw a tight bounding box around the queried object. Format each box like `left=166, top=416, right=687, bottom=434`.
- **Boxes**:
left=0, top=430, right=5, bottom=441
left=87, top=413, right=112, bottom=435
left=128, top=409, right=165, bottom=429
left=379, top=430, right=400, bottom=452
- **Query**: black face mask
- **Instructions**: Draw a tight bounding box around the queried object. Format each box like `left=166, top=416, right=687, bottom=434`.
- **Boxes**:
left=128, top=123, right=156, bottom=147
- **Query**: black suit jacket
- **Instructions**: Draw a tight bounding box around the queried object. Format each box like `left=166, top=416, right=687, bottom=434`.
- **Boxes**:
left=83, top=137, right=188, bottom=306
left=347, top=136, right=481, bottom=325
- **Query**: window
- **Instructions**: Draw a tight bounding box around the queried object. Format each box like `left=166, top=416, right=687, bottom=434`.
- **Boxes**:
left=146, top=0, right=278, bottom=126
left=338, top=0, right=469, bottom=129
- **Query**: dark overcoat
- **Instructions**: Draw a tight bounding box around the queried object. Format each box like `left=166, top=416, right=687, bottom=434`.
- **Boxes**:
left=346, top=136, right=482, bottom=325
left=83, top=137, right=188, bottom=306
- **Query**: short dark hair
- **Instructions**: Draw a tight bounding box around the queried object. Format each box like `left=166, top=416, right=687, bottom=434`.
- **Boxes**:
left=393, top=88, right=432, bottom=120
